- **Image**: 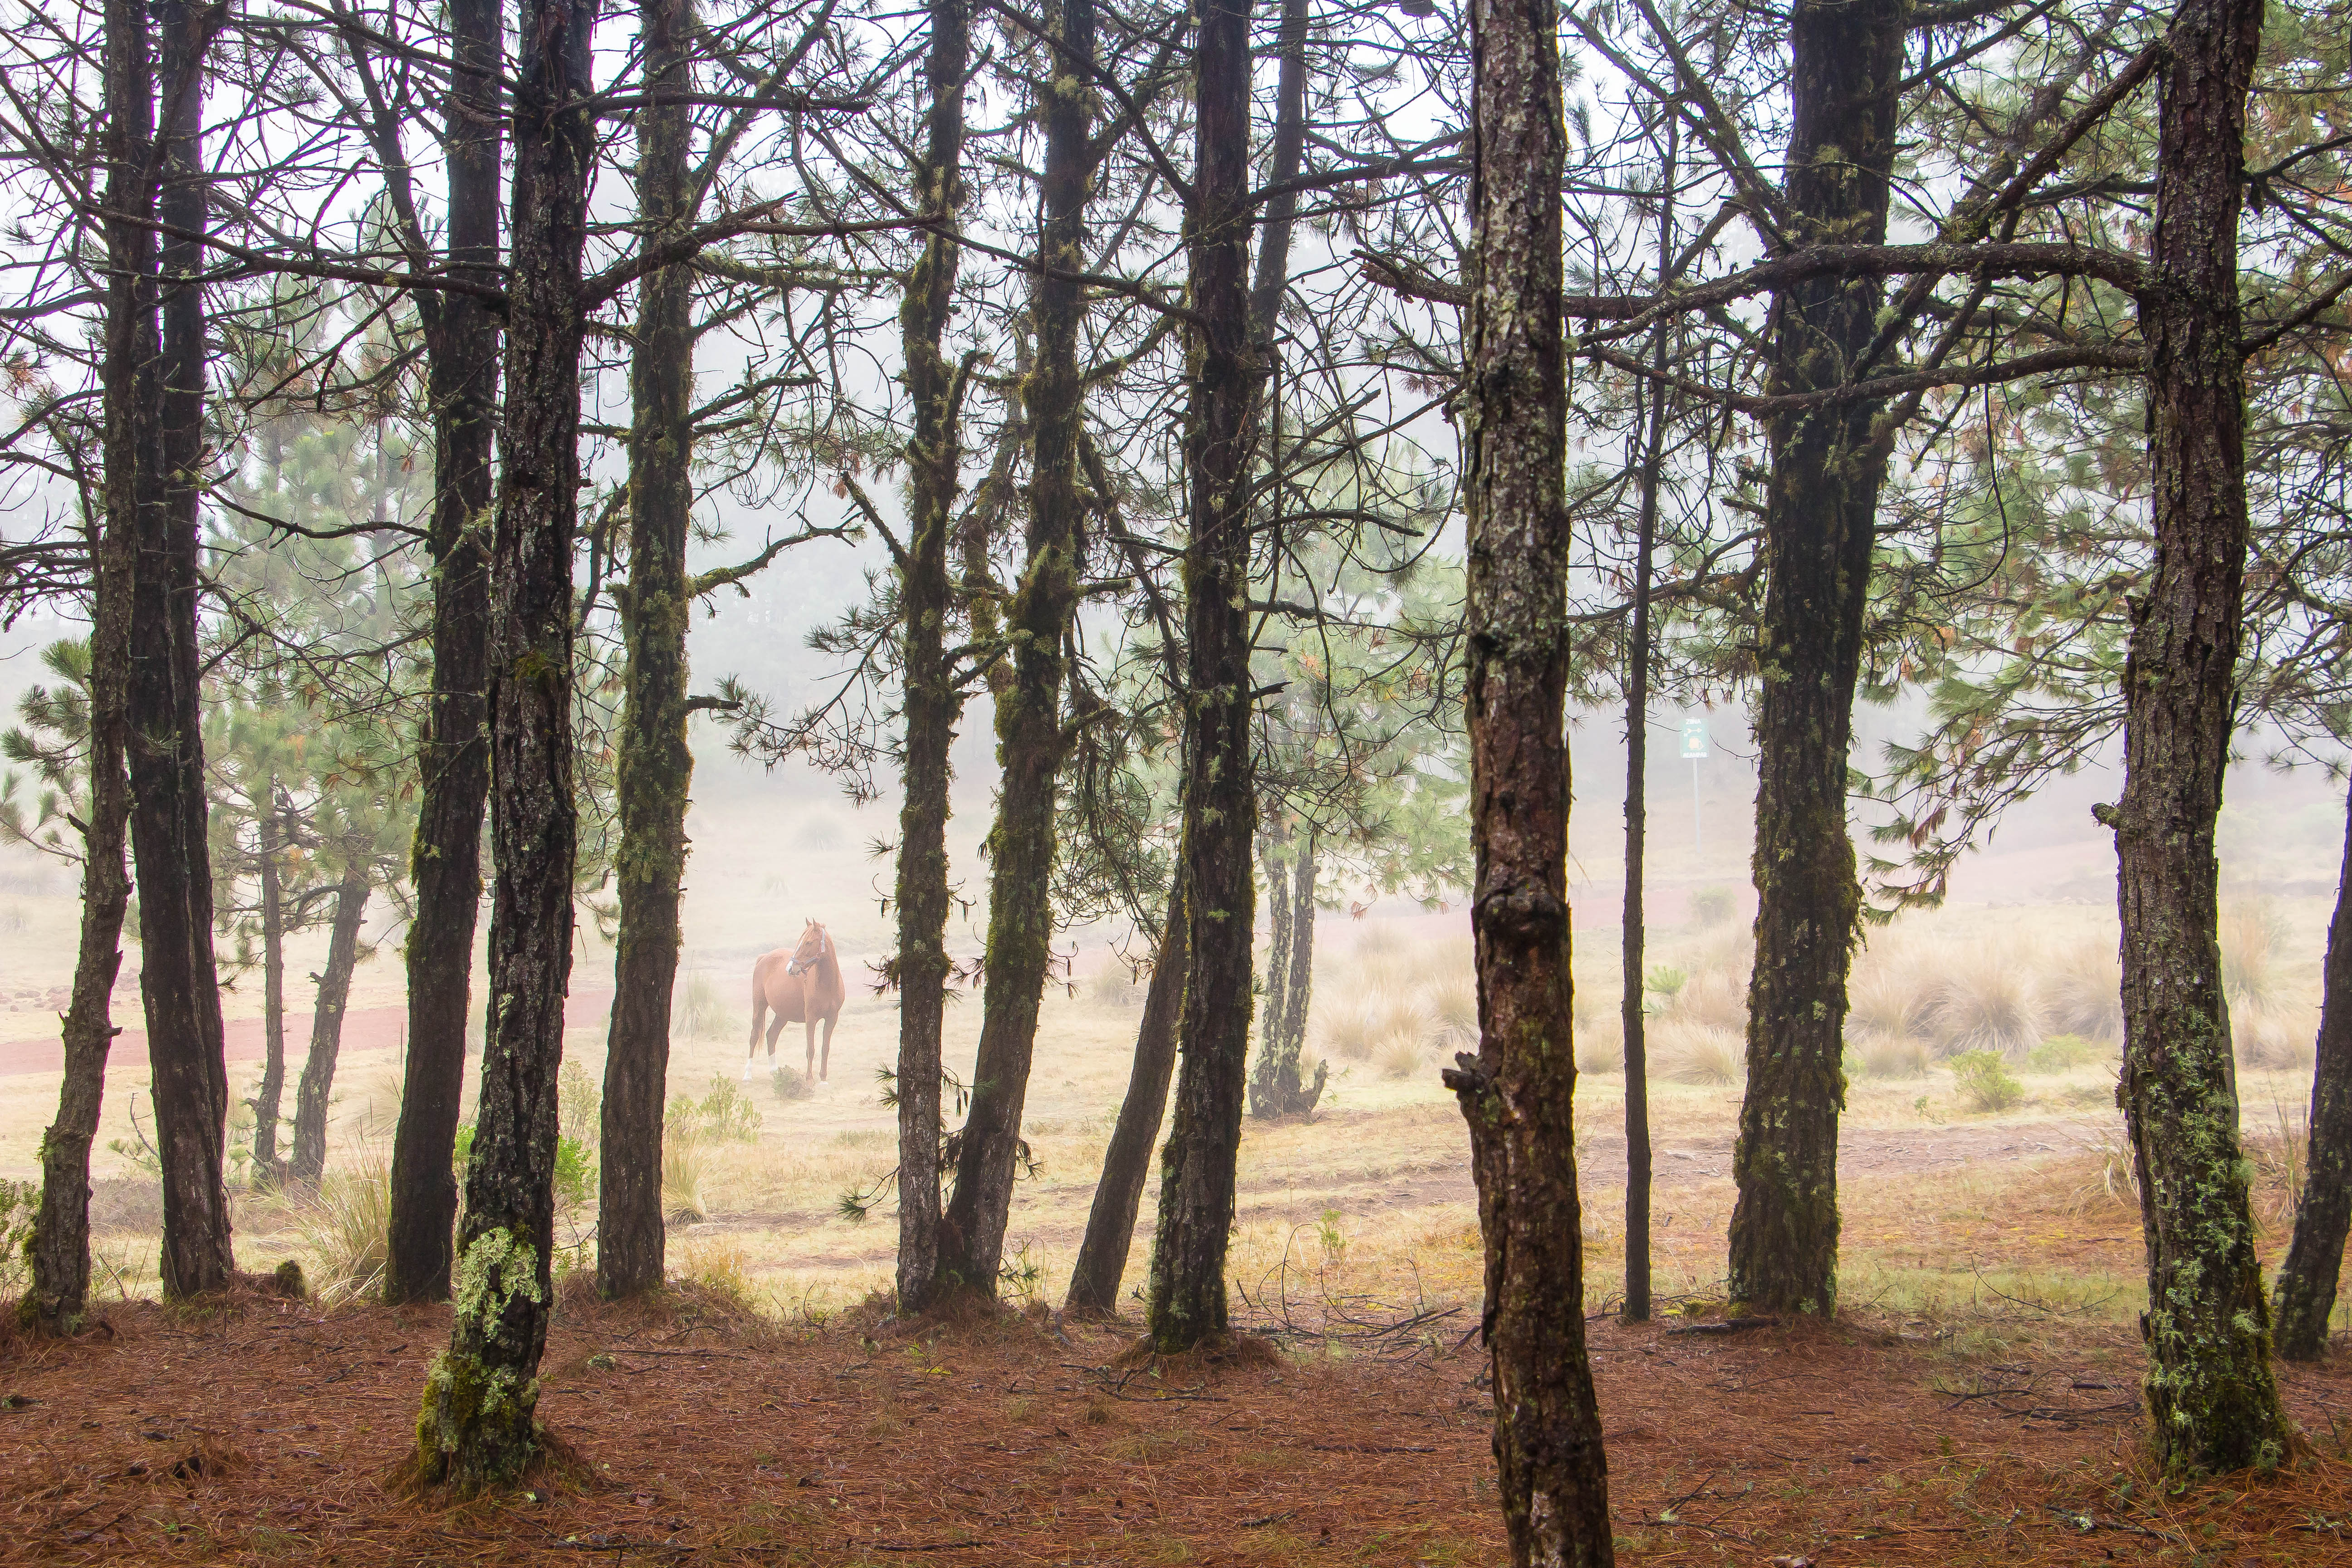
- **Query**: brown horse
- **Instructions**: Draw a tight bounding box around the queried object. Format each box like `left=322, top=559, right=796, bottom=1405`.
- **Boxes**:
left=746, top=920, right=846, bottom=1083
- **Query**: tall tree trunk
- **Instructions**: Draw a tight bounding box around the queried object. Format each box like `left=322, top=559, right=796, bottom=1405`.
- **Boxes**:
left=1066, top=875, right=1186, bottom=1315
left=892, top=0, right=970, bottom=1318
left=384, top=0, right=502, bottom=1307
left=1144, top=0, right=1261, bottom=1355
left=2275, top=782, right=2352, bottom=1358
left=1250, top=832, right=1323, bottom=1117
left=1279, top=842, right=1313, bottom=1061
left=289, top=864, right=372, bottom=1185
left=412, top=0, right=593, bottom=1491
left=132, top=0, right=233, bottom=1301
left=27, top=6, right=146, bottom=1322
left=1438, top=0, right=1613, bottom=1553
left=251, top=799, right=287, bottom=1178
left=598, top=0, right=698, bottom=1303
left=1254, top=831, right=1293, bottom=1089
left=937, top=0, right=1095, bottom=1298
left=2108, top=0, right=2291, bottom=1471
left=1241, top=0, right=1314, bottom=1128
left=1724, top=0, right=1906, bottom=1320
left=1620, top=119, right=1674, bottom=1327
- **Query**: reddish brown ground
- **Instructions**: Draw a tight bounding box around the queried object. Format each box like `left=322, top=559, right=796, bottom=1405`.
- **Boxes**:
left=2, top=1289, right=2348, bottom=1566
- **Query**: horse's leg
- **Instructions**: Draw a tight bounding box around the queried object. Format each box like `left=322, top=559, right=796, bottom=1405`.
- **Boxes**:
left=746, top=972, right=768, bottom=1079
left=765, top=1009, right=786, bottom=1070
left=820, top=1011, right=837, bottom=1082
left=804, top=1015, right=818, bottom=1083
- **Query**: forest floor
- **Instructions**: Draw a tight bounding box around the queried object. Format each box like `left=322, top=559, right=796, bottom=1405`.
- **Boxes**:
left=3, top=1283, right=2350, bottom=1567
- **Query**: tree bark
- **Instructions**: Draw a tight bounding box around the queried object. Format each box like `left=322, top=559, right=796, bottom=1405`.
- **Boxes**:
left=27, top=5, right=145, bottom=1323
left=1144, top=0, right=1261, bottom=1355
left=132, top=0, right=234, bottom=1301
left=412, top=0, right=593, bottom=1491
left=289, top=863, right=372, bottom=1185
left=937, top=0, right=1095, bottom=1298
left=250, top=799, right=287, bottom=1177
left=384, top=0, right=502, bottom=1308
left=2275, top=782, right=2352, bottom=1358
left=2108, top=0, right=2292, bottom=1471
left=1620, top=120, right=1674, bottom=1328
left=1256, top=832, right=1293, bottom=1073
left=891, top=0, right=970, bottom=1318
left=1438, top=0, right=1614, bottom=1554
left=598, top=0, right=698, bottom=1303
left=1065, top=875, right=1186, bottom=1315
left=1724, top=0, right=1906, bottom=1320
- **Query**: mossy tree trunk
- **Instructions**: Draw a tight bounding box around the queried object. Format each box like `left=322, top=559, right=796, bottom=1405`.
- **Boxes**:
left=2275, top=782, right=2352, bottom=1358
left=938, top=0, right=1095, bottom=1298
left=1257, top=833, right=1292, bottom=1064
left=598, top=0, right=698, bottom=1303
left=1144, top=0, right=1262, bottom=1355
left=1439, top=0, right=1613, bottom=1554
left=1065, top=873, right=1186, bottom=1315
left=1724, top=0, right=1906, bottom=1321
left=28, top=0, right=145, bottom=1327
left=288, top=862, right=372, bottom=1186
left=412, top=0, right=594, bottom=1490
left=250, top=798, right=288, bottom=1177
left=892, top=0, right=971, bottom=1317
left=135, top=0, right=235, bottom=1301
left=384, top=0, right=500, bottom=1307
left=2109, top=0, right=2292, bottom=1472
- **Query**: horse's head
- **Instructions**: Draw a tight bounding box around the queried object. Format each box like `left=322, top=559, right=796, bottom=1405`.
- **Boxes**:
left=785, top=919, right=830, bottom=977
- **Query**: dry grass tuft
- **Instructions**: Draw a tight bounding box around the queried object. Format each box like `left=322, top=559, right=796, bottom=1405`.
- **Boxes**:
left=289, top=1158, right=390, bottom=1303
left=2234, top=1001, right=2315, bottom=1071
left=1577, top=1014, right=1624, bottom=1076
left=665, top=1132, right=712, bottom=1224
left=2042, top=941, right=2123, bottom=1042
left=1653, top=1019, right=1744, bottom=1085
left=2221, top=900, right=2288, bottom=1012
left=1847, top=941, right=1938, bottom=1040
left=1922, top=944, right=2043, bottom=1058
left=1855, top=1034, right=1932, bottom=1079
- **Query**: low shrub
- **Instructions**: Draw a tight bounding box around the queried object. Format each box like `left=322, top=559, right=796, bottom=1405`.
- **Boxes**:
left=1949, top=1049, right=2025, bottom=1113
left=771, top=1065, right=813, bottom=1101
left=1690, top=886, right=1736, bottom=927
left=2026, top=1034, right=2097, bottom=1074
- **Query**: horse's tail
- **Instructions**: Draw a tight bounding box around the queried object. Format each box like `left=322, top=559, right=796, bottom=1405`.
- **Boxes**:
left=748, top=961, right=769, bottom=1050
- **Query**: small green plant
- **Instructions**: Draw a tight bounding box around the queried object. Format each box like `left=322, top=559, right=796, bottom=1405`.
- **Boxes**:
left=671, top=1075, right=763, bottom=1144
left=999, top=1240, right=1045, bottom=1306
left=1949, top=1049, right=2025, bottom=1113
left=1644, top=964, right=1688, bottom=1000
left=1690, top=886, right=1736, bottom=927
left=2026, top=1034, right=2097, bottom=1074
left=771, top=1065, right=813, bottom=1102
left=1316, top=1207, right=1348, bottom=1271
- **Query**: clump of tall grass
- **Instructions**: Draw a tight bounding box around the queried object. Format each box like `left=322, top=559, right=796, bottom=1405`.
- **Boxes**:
left=1846, top=941, right=1938, bottom=1042
left=1855, top=1034, right=1932, bottom=1079
left=1316, top=999, right=1379, bottom=1062
left=1087, top=959, right=1147, bottom=1009
left=677, top=970, right=730, bottom=1039
left=1578, top=1014, right=1625, bottom=1076
left=1921, top=944, right=2043, bottom=1058
left=1653, top=1019, right=1743, bottom=1085
left=2221, top=900, right=2288, bottom=1012
left=664, top=1133, right=710, bottom=1224
left=2234, top=1002, right=2315, bottom=1071
left=2042, top=942, right=2123, bottom=1042
left=1427, top=969, right=1478, bottom=1046
left=293, top=1159, right=391, bottom=1302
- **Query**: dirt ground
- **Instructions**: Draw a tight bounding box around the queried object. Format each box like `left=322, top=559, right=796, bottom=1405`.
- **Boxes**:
left=2, top=1289, right=2349, bottom=1567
